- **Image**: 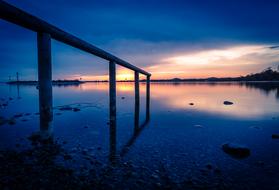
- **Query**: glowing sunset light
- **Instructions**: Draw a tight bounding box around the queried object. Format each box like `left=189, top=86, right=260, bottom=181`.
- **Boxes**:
left=146, top=44, right=279, bottom=79
left=164, top=45, right=264, bottom=66
left=58, top=44, right=279, bottom=81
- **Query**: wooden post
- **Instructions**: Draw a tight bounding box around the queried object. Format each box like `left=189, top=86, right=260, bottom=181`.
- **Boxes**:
left=109, top=61, right=117, bottom=163
left=146, top=75, right=150, bottom=121
left=109, top=61, right=116, bottom=125
left=134, top=71, right=140, bottom=130
left=16, top=72, right=19, bottom=82
left=37, top=32, right=53, bottom=132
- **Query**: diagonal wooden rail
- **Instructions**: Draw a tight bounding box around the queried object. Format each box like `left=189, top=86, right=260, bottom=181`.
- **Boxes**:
left=0, top=1, right=151, bottom=135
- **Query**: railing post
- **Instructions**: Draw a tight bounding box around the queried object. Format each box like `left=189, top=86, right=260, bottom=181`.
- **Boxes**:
left=134, top=71, right=140, bottom=130
left=37, top=32, right=53, bottom=134
left=109, top=61, right=117, bottom=125
left=109, top=61, right=117, bottom=163
left=146, top=75, right=150, bottom=121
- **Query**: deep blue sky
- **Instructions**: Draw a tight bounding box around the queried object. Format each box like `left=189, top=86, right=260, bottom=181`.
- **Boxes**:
left=0, top=0, right=279, bottom=80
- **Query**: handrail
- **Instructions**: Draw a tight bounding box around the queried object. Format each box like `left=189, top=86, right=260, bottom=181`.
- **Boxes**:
left=0, top=1, right=151, bottom=76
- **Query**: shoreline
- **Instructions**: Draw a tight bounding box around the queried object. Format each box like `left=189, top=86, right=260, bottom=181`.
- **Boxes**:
left=3, top=80, right=279, bottom=85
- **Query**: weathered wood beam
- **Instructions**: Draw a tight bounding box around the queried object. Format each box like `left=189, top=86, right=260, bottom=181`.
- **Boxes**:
left=109, top=61, right=116, bottom=126
left=37, top=32, right=53, bottom=130
left=134, top=71, right=140, bottom=129
left=109, top=60, right=117, bottom=163
left=0, top=1, right=151, bottom=76
left=146, top=75, right=150, bottom=120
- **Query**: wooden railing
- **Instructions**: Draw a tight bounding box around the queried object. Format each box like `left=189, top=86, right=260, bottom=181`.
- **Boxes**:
left=0, top=1, right=151, bottom=133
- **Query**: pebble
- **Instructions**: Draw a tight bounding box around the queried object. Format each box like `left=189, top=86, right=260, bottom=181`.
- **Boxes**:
left=8, top=119, right=16, bottom=125
left=206, top=163, right=213, bottom=170
left=151, top=174, right=159, bottom=179
left=63, top=154, right=72, bottom=160
left=82, top=149, right=88, bottom=154
left=250, top=126, right=261, bottom=130
left=194, top=124, right=203, bottom=128
left=223, top=101, right=233, bottom=105
left=214, top=167, right=221, bottom=174
left=255, top=161, right=264, bottom=166
left=14, top=114, right=23, bottom=118
left=222, top=143, right=250, bottom=159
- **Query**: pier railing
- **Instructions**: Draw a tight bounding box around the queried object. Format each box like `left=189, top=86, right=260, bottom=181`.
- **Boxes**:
left=0, top=1, right=151, bottom=133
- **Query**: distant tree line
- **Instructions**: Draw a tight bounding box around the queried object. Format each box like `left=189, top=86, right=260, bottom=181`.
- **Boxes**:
left=151, top=67, right=279, bottom=82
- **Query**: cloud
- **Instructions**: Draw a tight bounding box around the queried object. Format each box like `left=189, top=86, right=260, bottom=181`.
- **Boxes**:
left=144, top=44, right=279, bottom=79
left=270, top=45, right=279, bottom=49
left=1, top=0, right=279, bottom=81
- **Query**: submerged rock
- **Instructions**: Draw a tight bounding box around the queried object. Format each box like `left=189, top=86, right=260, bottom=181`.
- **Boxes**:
left=214, top=167, right=221, bottom=174
left=8, top=118, right=16, bottom=125
left=1, top=103, right=8, bottom=107
left=205, top=163, right=213, bottom=170
left=255, top=161, right=264, bottom=167
left=272, top=134, right=279, bottom=139
left=73, top=108, right=81, bottom=112
left=0, top=117, right=6, bottom=125
left=250, top=126, right=261, bottom=130
left=14, top=114, right=23, bottom=118
left=222, top=143, right=250, bottom=159
left=223, top=101, right=233, bottom=105
left=59, top=106, right=73, bottom=111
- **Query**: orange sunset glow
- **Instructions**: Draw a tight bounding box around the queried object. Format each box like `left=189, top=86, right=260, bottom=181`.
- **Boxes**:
left=66, top=44, right=279, bottom=81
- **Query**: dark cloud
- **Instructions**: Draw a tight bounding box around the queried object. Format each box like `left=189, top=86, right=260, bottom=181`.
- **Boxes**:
left=0, top=0, right=279, bottom=80
left=270, top=45, right=279, bottom=49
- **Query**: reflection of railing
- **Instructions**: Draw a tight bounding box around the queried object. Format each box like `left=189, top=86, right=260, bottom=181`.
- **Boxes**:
left=0, top=2, right=151, bottom=135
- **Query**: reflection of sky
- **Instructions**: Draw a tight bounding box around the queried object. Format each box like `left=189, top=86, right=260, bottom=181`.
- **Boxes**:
left=62, top=82, right=279, bottom=119
left=150, top=83, right=279, bottom=118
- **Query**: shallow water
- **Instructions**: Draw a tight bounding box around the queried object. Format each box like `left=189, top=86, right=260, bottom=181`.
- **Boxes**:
left=0, top=82, right=279, bottom=189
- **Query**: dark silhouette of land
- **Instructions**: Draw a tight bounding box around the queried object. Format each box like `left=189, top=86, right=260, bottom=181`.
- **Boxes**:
left=7, top=79, right=84, bottom=86
left=150, top=67, right=279, bottom=82
left=5, top=67, right=279, bottom=84
left=99, top=67, right=279, bottom=82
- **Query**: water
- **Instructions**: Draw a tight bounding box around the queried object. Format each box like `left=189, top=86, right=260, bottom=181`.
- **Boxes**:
left=0, top=82, right=279, bottom=189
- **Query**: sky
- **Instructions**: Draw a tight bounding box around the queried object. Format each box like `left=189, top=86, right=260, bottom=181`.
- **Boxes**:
left=0, top=0, right=279, bottom=81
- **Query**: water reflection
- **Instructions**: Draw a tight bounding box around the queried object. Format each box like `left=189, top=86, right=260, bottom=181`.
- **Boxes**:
left=243, top=82, right=279, bottom=99
left=4, top=81, right=279, bottom=120
left=120, top=119, right=149, bottom=158
left=109, top=80, right=150, bottom=164
left=37, top=79, right=150, bottom=165
left=71, top=82, right=279, bottom=118
left=1, top=82, right=279, bottom=189
left=150, top=82, right=279, bottom=118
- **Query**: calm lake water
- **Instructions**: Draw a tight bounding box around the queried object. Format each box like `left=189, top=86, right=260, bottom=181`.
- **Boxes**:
left=0, top=82, right=279, bottom=189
